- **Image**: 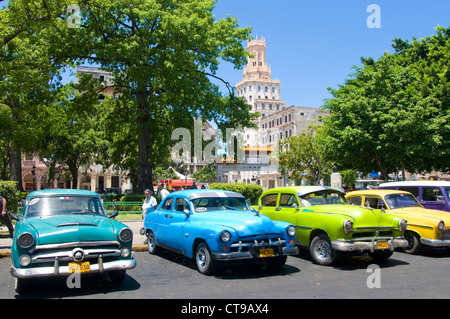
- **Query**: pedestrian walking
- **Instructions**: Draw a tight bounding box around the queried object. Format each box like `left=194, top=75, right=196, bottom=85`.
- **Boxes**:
left=0, top=195, right=14, bottom=239
left=158, top=183, right=169, bottom=200
left=142, top=189, right=157, bottom=219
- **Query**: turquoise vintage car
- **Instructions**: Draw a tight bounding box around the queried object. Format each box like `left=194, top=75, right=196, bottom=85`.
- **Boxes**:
left=10, top=189, right=136, bottom=293
left=143, top=189, right=298, bottom=275
left=254, top=186, right=408, bottom=266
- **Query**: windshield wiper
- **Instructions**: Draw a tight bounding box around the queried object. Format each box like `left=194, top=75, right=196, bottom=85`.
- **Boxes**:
left=70, top=210, right=95, bottom=215
left=223, top=205, right=239, bottom=211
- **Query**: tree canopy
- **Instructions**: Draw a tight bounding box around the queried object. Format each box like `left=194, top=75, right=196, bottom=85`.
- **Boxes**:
left=0, top=0, right=257, bottom=191
left=321, top=26, right=450, bottom=178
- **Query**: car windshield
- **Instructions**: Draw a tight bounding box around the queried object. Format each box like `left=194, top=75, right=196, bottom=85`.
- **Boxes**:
left=299, top=190, right=347, bottom=206
left=24, top=196, right=106, bottom=218
left=385, top=193, right=422, bottom=209
left=191, top=197, right=249, bottom=212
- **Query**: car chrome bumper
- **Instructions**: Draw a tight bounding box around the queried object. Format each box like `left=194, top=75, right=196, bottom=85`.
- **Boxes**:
left=212, top=246, right=298, bottom=261
left=10, top=258, right=136, bottom=279
left=420, top=238, right=450, bottom=247
left=331, top=237, right=408, bottom=253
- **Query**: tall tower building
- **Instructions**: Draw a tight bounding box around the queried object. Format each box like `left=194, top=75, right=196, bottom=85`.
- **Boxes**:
left=235, top=36, right=287, bottom=147
left=225, top=37, right=326, bottom=190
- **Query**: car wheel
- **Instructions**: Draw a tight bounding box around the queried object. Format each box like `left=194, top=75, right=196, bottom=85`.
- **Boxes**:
left=147, top=230, right=159, bottom=255
left=310, top=234, right=338, bottom=266
left=195, top=241, right=217, bottom=275
left=368, top=249, right=393, bottom=260
left=266, top=255, right=287, bottom=269
left=403, top=231, right=422, bottom=255
left=14, top=277, right=29, bottom=294
left=109, top=270, right=126, bottom=283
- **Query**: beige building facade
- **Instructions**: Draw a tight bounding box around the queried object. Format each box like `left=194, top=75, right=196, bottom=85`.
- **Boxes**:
left=224, top=37, right=326, bottom=190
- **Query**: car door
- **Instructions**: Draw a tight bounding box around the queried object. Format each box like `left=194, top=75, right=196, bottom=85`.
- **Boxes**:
left=165, top=196, right=190, bottom=254
left=421, top=187, right=445, bottom=211
left=258, top=192, right=280, bottom=220
left=154, top=196, right=174, bottom=245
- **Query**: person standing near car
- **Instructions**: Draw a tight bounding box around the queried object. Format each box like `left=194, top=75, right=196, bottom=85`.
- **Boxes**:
left=0, top=195, right=14, bottom=238
left=158, top=183, right=169, bottom=200
left=142, top=189, right=158, bottom=219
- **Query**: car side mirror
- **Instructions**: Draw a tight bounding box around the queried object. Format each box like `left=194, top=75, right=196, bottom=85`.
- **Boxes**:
left=183, top=208, right=190, bottom=217
left=10, top=213, right=21, bottom=221
left=109, top=211, right=119, bottom=219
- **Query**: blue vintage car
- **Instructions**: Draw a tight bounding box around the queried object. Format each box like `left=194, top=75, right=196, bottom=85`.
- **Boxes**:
left=10, top=189, right=136, bottom=293
left=143, top=189, right=298, bottom=275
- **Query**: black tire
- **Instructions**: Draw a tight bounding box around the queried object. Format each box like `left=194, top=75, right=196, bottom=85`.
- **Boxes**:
left=368, top=249, right=394, bottom=260
left=147, top=230, right=159, bottom=255
left=109, top=270, right=126, bottom=283
left=14, top=277, right=29, bottom=294
left=195, top=241, right=217, bottom=275
left=403, top=231, right=422, bottom=255
left=309, top=234, right=339, bottom=266
left=266, top=255, right=287, bottom=269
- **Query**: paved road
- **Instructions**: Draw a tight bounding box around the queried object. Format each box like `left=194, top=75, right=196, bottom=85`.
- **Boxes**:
left=1, top=246, right=450, bottom=300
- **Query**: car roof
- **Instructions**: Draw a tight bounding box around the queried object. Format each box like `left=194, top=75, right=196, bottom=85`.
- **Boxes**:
left=379, top=181, right=450, bottom=187
left=168, top=189, right=244, bottom=200
left=27, top=189, right=100, bottom=197
left=346, top=190, right=411, bottom=197
left=266, top=186, right=343, bottom=196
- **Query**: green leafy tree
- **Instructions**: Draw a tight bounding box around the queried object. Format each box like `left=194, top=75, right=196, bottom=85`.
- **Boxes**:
left=279, top=124, right=332, bottom=186
left=321, top=26, right=450, bottom=177
left=47, top=0, right=255, bottom=193
left=191, top=164, right=216, bottom=183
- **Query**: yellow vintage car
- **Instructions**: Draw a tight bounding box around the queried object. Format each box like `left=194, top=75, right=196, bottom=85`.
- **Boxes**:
left=346, top=190, right=450, bottom=254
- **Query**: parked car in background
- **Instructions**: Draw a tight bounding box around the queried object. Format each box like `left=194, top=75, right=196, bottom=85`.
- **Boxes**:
left=254, top=186, right=408, bottom=266
left=346, top=189, right=450, bottom=254
left=10, top=189, right=136, bottom=293
left=143, top=189, right=298, bottom=275
left=378, top=181, right=450, bottom=212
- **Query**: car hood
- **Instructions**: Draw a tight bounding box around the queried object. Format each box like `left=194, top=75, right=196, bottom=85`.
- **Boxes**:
left=303, top=204, right=396, bottom=227
left=390, top=207, right=450, bottom=224
left=25, top=214, right=117, bottom=245
left=193, top=211, right=282, bottom=237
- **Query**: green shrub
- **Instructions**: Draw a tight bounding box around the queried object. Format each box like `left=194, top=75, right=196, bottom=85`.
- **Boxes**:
left=209, top=182, right=263, bottom=205
left=0, top=181, right=20, bottom=219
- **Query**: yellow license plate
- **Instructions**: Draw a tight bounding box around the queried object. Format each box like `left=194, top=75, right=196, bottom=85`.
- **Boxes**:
left=259, top=248, right=274, bottom=257
left=68, top=261, right=90, bottom=273
left=376, top=241, right=389, bottom=249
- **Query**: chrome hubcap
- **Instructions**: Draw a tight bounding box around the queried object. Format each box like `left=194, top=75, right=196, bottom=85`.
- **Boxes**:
left=315, top=241, right=331, bottom=259
left=197, top=248, right=207, bottom=268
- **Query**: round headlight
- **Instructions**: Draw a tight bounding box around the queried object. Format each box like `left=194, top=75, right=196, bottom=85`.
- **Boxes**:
left=399, top=219, right=408, bottom=232
left=220, top=230, right=231, bottom=243
left=18, top=233, right=34, bottom=248
left=19, top=255, right=31, bottom=267
left=343, top=220, right=353, bottom=234
left=120, top=247, right=131, bottom=258
left=119, top=228, right=133, bottom=242
left=438, top=221, right=445, bottom=231
left=286, top=225, right=296, bottom=237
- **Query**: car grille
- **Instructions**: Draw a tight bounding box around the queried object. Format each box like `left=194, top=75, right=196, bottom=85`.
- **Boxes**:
left=28, top=241, right=122, bottom=266
left=441, top=229, right=450, bottom=240
left=229, top=238, right=286, bottom=253
left=351, top=227, right=395, bottom=240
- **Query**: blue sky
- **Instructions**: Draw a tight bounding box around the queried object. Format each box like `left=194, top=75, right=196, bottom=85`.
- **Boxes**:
left=4, top=0, right=448, bottom=109
left=212, top=0, right=450, bottom=108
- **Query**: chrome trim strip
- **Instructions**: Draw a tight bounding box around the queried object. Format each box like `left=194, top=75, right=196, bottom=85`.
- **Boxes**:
left=30, top=241, right=121, bottom=253
left=11, top=258, right=136, bottom=279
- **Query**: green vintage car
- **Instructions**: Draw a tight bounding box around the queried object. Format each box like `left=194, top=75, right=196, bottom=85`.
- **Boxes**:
left=10, top=189, right=136, bottom=293
left=254, top=186, right=408, bottom=265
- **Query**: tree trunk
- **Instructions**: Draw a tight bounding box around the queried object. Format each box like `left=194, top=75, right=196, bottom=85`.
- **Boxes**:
left=10, top=144, right=24, bottom=191
left=135, top=92, right=153, bottom=194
